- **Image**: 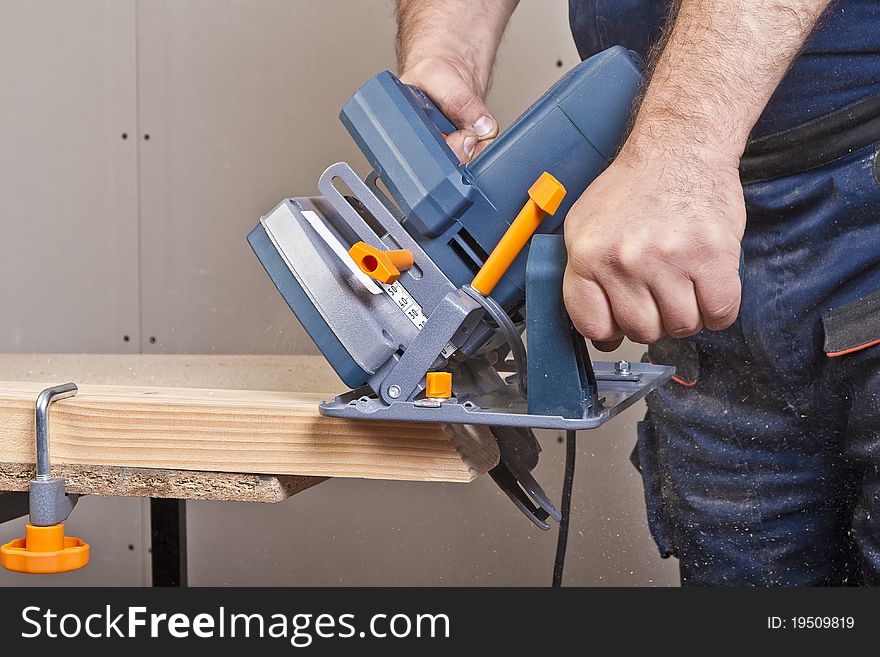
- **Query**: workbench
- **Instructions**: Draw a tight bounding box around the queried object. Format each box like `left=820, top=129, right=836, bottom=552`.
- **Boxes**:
left=0, top=354, right=499, bottom=584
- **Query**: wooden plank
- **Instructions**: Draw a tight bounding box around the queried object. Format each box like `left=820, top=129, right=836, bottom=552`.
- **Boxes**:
left=0, top=355, right=499, bottom=484
left=0, top=382, right=497, bottom=482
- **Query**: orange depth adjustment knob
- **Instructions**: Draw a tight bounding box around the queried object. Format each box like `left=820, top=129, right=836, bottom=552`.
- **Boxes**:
left=426, top=372, right=453, bottom=399
left=348, top=242, right=414, bottom=285
left=471, top=171, right=566, bottom=296
left=0, top=524, right=89, bottom=574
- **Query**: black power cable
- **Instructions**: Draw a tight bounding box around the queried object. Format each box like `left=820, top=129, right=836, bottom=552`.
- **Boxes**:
left=552, top=429, right=577, bottom=587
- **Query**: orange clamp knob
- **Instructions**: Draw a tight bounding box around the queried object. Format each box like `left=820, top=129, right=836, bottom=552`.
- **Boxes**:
left=426, top=372, right=453, bottom=399
left=471, top=171, right=566, bottom=296
left=1, top=524, right=89, bottom=574
left=349, top=242, right=414, bottom=285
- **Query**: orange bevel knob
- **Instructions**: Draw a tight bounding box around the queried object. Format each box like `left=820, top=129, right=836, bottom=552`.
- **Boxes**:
left=348, top=241, right=414, bottom=285
left=426, top=372, right=453, bottom=399
left=0, top=524, right=89, bottom=574
left=471, top=171, right=567, bottom=296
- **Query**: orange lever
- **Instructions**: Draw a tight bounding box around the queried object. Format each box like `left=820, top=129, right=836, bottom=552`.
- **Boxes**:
left=1, top=524, right=89, bottom=574
left=349, top=242, right=414, bottom=285
left=471, top=171, right=566, bottom=296
left=426, top=372, right=453, bottom=399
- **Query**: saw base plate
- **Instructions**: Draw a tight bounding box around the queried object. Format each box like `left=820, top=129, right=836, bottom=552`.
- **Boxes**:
left=320, top=361, right=674, bottom=430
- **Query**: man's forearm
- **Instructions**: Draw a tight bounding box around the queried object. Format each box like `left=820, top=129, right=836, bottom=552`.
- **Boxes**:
left=628, top=0, right=832, bottom=164
left=562, top=0, right=833, bottom=347
left=395, top=0, right=518, bottom=92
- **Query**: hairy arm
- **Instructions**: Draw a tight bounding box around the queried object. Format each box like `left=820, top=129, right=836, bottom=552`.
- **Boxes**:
left=564, top=0, right=832, bottom=349
left=395, top=0, right=519, bottom=160
left=632, top=0, right=831, bottom=163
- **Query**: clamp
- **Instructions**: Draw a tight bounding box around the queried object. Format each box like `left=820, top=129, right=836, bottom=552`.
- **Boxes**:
left=0, top=383, right=89, bottom=574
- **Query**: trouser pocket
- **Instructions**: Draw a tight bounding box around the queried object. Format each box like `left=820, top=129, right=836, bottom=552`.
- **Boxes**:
left=631, top=414, right=678, bottom=559
left=822, top=288, right=880, bottom=357
left=646, top=335, right=699, bottom=387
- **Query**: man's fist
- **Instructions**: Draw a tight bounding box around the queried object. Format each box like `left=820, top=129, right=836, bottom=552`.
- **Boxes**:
left=563, top=144, right=746, bottom=350
left=400, top=56, right=498, bottom=163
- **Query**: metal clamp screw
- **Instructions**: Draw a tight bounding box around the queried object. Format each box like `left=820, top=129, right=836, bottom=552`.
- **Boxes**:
left=35, top=383, right=77, bottom=481
left=387, top=385, right=401, bottom=399
left=31, top=383, right=79, bottom=526
left=614, top=360, right=631, bottom=375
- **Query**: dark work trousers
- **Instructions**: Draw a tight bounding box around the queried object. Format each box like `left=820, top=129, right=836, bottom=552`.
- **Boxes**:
left=636, top=145, right=880, bottom=585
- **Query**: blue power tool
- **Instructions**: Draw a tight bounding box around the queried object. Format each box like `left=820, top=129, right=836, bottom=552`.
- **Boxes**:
left=248, top=46, right=674, bottom=527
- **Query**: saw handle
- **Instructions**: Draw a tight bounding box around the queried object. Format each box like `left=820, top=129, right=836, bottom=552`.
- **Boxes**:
left=471, top=172, right=566, bottom=296
left=339, top=71, right=475, bottom=239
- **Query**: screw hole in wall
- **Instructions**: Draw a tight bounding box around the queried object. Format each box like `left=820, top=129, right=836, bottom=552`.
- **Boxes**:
left=556, top=59, right=563, bottom=67
left=143, top=134, right=151, bottom=140
left=122, top=335, right=130, bottom=342
left=121, top=133, right=128, bottom=140
left=149, top=337, right=156, bottom=344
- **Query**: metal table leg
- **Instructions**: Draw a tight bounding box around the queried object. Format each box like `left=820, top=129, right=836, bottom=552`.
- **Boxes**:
left=150, top=498, right=187, bottom=587
left=0, top=493, right=29, bottom=525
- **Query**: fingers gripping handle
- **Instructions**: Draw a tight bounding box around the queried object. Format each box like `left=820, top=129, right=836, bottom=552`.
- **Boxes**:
left=339, top=71, right=473, bottom=238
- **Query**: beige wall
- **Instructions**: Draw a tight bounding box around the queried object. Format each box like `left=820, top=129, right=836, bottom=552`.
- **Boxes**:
left=0, top=0, right=679, bottom=586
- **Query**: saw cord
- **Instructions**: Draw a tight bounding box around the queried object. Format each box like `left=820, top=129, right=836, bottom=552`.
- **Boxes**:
left=552, top=429, right=577, bottom=587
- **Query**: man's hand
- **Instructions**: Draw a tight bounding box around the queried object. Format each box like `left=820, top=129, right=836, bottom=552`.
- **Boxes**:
left=395, top=0, right=519, bottom=162
left=563, top=0, right=831, bottom=348
left=564, top=142, right=745, bottom=351
left=399, top=55, right=498, bottom=163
